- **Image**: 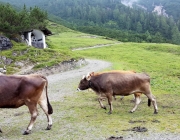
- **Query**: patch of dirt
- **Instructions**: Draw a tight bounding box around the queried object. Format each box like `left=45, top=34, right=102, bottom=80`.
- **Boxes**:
left=77, top=35, right=98, bottom=38
left=72, top=42, right=121, bottom=51
left=106, top=136, right=124, bottom=140
left=161, top=105, right=173, bottom=108
left=152, top=119, right=161, bottom=123
left=123, top=126, right=148, bottom=132
left=14, top=112, right=25, bottom=116
left=129, top=120, right=146, bottom=123
left=132, top=126, right=148, bottom=132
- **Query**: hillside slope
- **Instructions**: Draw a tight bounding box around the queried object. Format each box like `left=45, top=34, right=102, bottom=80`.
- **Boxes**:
left=0, top=21, right=118, bottom=74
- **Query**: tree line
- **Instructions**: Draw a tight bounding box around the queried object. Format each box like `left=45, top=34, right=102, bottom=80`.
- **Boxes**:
left=1, top=1, right=180, bottom=45
left=0, top=3, right=47, bottom=37
left=40, top=0, right=180, bottom=45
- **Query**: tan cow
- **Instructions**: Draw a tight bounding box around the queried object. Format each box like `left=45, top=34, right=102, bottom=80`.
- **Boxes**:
left=77, top=72, right=158, bottom=114
left=88, top=70, right=142, bottom=102
left=0, top=74, right=53, bottom=134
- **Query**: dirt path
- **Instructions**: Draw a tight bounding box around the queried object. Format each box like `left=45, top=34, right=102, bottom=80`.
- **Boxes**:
left=72, top=42, right=121, bottom=51
left=47, top=59, right=111, bottom=101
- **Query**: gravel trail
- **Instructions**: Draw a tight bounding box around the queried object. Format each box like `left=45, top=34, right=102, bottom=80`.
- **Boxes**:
left=47, top=59, right=111, bottom=101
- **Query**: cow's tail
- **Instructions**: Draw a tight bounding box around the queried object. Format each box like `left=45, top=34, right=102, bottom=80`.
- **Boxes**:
left=41, top=75, right=53, bottom=114
left=148, top=99, right=151, bottom=106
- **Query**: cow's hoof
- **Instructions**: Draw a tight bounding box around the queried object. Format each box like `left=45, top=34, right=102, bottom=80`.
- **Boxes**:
left=102, top=106, right=107, bottom=110
left=154, top=111, right=158, bottom=114
left=23, top=130, right=31, bottom=135
left=129, top=110, right=134, bottom=113
left=0, top=129, right=2, bottom=133
left=46, top=125, right=52, bottom=130
left=108, top=112, right=112, bottom=115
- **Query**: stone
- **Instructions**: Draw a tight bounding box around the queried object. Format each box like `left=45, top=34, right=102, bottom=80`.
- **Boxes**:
left=0, top=35, right=13, bottom=50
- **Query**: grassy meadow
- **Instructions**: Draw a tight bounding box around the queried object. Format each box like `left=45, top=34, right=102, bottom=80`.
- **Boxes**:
left=76, top=42, right=180, bottom=95
left=0, top=22, right=180, bottom=139
left=27, top=34, right=180, bottom=138
left=73, top=42, right=180, bottom=134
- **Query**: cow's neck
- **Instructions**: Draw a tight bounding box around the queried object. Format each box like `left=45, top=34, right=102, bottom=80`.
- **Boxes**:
left=88, top=80, right=92, bottom=88
left=88, top=80, right=99, bottom=92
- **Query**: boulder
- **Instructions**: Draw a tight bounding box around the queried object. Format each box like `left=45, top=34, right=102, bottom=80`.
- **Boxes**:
left=0, top=35, right=13, bottom=50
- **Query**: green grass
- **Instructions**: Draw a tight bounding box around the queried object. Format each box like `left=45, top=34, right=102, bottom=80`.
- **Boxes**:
left=66, top=41, right=180, bottom=138
left=47, top=32, right=117, bottom=50
left=0, top=42, right=74, bottom=73
left=46, top=21, right=117, bottom=50
left=1, top=21, right=180, bottom=139
left=76, top=42, right=180, bottom=95
left=1, top=92, right=179, bottom=139
left=1, top=21, right=118, bottom=74
left=62, top=92, right=180, bottom=133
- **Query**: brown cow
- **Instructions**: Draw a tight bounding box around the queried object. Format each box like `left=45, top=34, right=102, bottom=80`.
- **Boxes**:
left=0, top=74, right=53, bottom=135
left=87, top=70, right=141, bottom=104
left=77, top=72, right=158, bottom=114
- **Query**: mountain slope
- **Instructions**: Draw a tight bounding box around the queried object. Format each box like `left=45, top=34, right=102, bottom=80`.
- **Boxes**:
left=1, top=0, right=180, bottom=21
left=122, top=0, right=180, bottom=21
left=1, top=0, right=180, bottom=44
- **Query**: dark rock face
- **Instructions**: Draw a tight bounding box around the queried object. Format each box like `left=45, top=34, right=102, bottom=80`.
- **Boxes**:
left=0, top=35, right=13, bottom=50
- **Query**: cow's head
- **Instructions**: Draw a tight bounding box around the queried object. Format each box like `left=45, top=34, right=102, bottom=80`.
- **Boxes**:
left=77, top=73, right=93, bottom=91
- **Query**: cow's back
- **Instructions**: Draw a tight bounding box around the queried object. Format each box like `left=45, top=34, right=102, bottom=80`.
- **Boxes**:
left=0, top=75, right=46, bottom=108
left=90, top=73, right=150, bottom=95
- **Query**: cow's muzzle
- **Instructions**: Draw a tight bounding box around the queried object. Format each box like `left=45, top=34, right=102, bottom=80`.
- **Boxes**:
left=77, top=88, right=81, bottom=91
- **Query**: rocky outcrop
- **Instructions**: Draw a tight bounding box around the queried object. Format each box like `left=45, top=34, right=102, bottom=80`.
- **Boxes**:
left=15, top=58, right=87, bottom=76
left=0, top=35, right=13, bottom=50
left=0, top=56, right=13, bottom=65
left=153, top=5, right=168, bottom=17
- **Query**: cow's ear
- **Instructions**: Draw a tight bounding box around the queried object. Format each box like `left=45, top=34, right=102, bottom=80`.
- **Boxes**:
left=82, top=75, right=85, bottom=79
left=86, top=73, right=91, bottom=81
left=90, top=72, right=94, bottom=76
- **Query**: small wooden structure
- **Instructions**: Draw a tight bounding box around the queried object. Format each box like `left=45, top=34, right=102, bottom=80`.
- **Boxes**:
left=22, top=28, right=52, bottom=49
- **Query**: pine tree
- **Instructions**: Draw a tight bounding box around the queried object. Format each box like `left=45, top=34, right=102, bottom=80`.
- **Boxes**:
left=145, top=30, right=152, bottom=42
left=136, top=22, right=142, bottom=33
left=171, top=26, right=180, bottom=44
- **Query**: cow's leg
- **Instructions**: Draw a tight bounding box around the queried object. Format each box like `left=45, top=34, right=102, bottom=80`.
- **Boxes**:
left=38, top=100, right=53, bottom=130
left=145, top=93, right=158, bottom=114
left=24, top=102, right=38, bottom=135
left=130, top=94, right=141, bottom=113
left=132, top=94, right=135, bottom=101
left=98, top=95, right=106, bottom=110
left=107, top=95, right=113, bottom=114
left=120, top=96, right=124, bottom=100
left=113, top=95, right=117, bottom=100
